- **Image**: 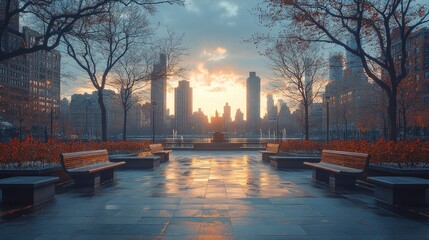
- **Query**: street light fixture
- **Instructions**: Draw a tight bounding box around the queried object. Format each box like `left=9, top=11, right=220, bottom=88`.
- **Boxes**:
left=151, top=101, right=156, bottom=142
left=325, top=96, right=330, bottom=142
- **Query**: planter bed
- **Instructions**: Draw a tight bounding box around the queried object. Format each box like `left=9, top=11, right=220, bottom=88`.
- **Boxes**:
left=0, top=166, right=72, bottom=186
left=367, top=164, right=429, bottom=179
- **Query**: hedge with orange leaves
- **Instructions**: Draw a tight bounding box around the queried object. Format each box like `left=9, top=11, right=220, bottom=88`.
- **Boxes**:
left=279, top=139, right=429, bottom=164
left=0, top=138, right=151, bottom=167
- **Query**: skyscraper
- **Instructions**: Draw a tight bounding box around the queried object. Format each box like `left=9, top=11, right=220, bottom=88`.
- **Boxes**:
left=151, top=54, right=167, bottom=134
left=266, top=94, right=275, bottom=120
left=329, top=53, right=344, bottom=82
left=223, top=102, right=231, bottom=131
left=174, top=80, right=192, bottom=134
left=246, top=72, right=261, bottom=133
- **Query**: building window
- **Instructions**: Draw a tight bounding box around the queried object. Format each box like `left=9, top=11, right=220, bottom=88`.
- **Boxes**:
left=416, top=47, right=420, bottom=54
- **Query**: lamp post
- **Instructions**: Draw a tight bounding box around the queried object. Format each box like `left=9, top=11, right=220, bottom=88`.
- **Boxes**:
left=50, top=106, right=53, bottom=139
left=276, top=113, right=279, bottom=141
left=151, top=101, right=156, bottom=142
left=325, top=96, right=330, bottom=142
left=85, top=98, right=91, bottom=138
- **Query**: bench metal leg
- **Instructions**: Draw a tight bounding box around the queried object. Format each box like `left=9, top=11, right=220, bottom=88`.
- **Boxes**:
left=329, top=174, right=357, bottom=189
left=2, top=184, right=55, bottom=205
left=313, top=169, right=329, bottom=182
left=73, top=173, right=100, bottom=186
left=155, top=153, right=166, bottom=162
left=100, top=169, right=115, bottom=183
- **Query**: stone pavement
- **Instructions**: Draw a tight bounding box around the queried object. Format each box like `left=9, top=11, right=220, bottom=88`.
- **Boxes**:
left=1, top=151, right=429, bottom=239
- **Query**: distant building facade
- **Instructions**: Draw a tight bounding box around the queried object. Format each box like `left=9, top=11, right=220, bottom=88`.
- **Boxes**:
left=174, top=80, right=192, bottom=134
left=324, top=47, right=378, bottom=140
left=0, top=3, right=61, bottom=137
left=246, top=72, right=260, bottom=133
left=69, top=90, right=122, bottom=139
left=223, top=102, right=231, bottom=132
left=151, top=54, right=167, bottom=134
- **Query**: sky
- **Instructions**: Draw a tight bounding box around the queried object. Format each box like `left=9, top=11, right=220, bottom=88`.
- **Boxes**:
left=62, top=0, right=275, bottom=119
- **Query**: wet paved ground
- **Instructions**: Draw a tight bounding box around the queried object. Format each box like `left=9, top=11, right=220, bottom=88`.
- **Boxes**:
left=1, top=151, right=429, bottom=239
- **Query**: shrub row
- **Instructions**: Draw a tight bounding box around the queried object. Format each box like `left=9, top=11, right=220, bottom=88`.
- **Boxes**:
left=0, top=138, right=151, bottom=166
left=279, top=139, right=429, bottom=164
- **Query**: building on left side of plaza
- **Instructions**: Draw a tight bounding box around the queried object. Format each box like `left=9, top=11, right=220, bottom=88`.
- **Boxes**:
left=0, top=2, right=61, bottom=140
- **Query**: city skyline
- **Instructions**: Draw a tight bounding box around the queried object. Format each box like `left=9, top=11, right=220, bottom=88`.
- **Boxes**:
left=62, top=0, right=272, bottom=119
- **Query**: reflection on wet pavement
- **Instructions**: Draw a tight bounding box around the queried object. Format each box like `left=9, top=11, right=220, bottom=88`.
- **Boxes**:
left=1, top=151, right=428, bottom=239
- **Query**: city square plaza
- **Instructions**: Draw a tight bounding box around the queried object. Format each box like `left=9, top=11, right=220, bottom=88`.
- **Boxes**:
left=1, top=151, right=429, bottom=239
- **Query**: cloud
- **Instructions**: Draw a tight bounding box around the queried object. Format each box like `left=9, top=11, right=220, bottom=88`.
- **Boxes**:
left=187, top=62, right=245, bottom=89
left=208, top=87, right=226, bottom=92
left=202, top=47, right=227, bottom=61
left=218, top=1, right=238, bottom=18
left=185, top=0, right=200, bottom=13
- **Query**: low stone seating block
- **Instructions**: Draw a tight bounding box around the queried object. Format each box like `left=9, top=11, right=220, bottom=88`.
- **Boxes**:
left=368, top=176, right=429, bottom=206
left=60, top=150, right=125, bottom=186
left=260, top=143, right=280, bottom=162
left=149, top=144, right=173, bottom=162
left=304, top=150, right=370, bottom=189
left=109, top=154, right=161, bottom=169
left=0, top=176, right=59, bottom=205
left=270, top=156, right=321, bottom=169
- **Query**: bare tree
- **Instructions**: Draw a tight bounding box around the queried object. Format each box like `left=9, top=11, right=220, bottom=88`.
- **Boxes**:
left=0, top=0, right=184, bottom=62
left=263, top=39, right=326, bottom=140
left=397, top=77, right=420, bottom=139
left=258, top=0, right=429, bottom=141
left=112, top=28, right=187, bottom=141
left=112, top=52, right=154, bottom=141
left=64, top=3, right=151, bottom=141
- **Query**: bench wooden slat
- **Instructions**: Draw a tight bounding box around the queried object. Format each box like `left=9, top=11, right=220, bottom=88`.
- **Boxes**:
left=67, top=162, right=125, bottom=174
left=60, top=149, right=125, bottom=186
left=149, top=144, right=172, bottom=162
left=61, top=150, right=109, bottom=169
left=304, top=162, right=363, bottom=174
left=320, top=150, right=369, bottom=170
left=304, top=149, right=370, bottom=189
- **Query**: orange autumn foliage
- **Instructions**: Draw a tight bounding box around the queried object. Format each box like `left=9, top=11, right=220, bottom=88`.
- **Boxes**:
left=0, top=138, right=151, bottom=166
left=279, top=140, right=429, bottom=164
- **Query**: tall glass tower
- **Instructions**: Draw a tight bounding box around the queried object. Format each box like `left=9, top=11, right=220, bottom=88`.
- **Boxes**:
left=246, top=72, right=261, bottom=133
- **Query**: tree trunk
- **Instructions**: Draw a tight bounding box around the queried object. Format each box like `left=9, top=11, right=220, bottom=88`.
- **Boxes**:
left=123, top=107, right=127, bottom=142
left=97, top=90, right=108, bottom=142
left=304, top=103, right=309, bottom=140
left=387, top=91, right=398, bottom=141
left=345, top=120, right=348, bottom=140
left=403, top=110, right=407, bottom=140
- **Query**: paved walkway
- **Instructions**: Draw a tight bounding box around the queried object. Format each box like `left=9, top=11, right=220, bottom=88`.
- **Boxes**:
left=1, top=151, right=429, bottom=239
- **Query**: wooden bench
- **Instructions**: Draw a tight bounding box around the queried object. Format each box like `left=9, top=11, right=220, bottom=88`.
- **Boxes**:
left=60, top=150, right=125, bottom=186
left=260, top=143, right=280, bottom=162
left=368, top=176, right=429, bottom=206
left=304, top=150, right=370, bottom=189
left=270, top=156, right=321, bottom=169
left=0, top=176, right=59, bottom=205
left=149, top=144, right=172, bottom=162
left=109, top=151, right=161, bottom=169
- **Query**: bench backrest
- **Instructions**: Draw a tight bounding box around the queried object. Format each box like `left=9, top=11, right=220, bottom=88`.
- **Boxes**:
left=60, top=150, right=109, bottom=170
left=149, top=144, right=164, bottom=153
left=321, top=150, right=370, bottom=170
left=266, top=143, right=280, bottom=153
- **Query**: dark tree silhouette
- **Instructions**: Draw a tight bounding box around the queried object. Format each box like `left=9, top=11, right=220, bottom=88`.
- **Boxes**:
left=258, top=0, right=429, bottom=141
